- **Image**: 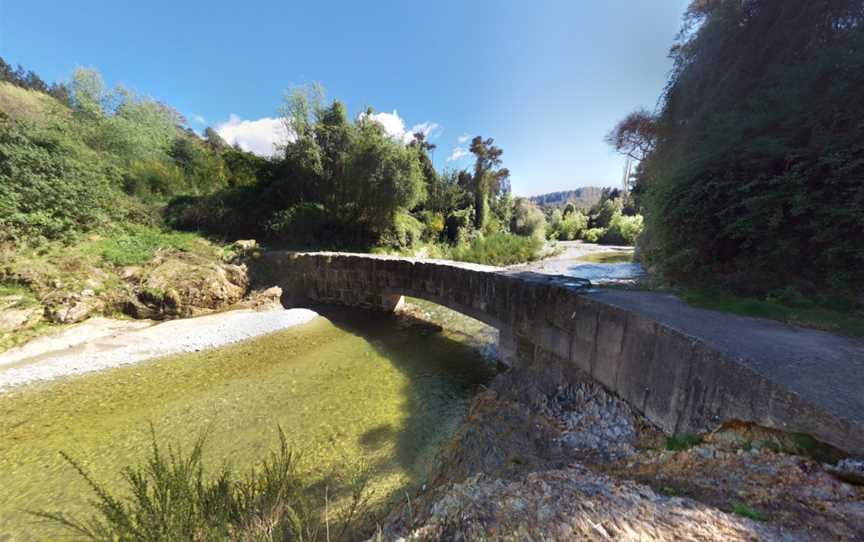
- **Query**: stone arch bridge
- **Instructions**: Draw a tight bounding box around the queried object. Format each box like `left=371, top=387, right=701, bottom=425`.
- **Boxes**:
left=255, top=251, right=864, bottom=457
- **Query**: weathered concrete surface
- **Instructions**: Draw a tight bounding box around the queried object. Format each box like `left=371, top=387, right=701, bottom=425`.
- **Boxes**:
left=254, top=251, right=864, bottom=457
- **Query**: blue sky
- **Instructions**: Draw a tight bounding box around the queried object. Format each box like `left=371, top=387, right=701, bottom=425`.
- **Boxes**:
left=0, top=1, right=687, bottom=196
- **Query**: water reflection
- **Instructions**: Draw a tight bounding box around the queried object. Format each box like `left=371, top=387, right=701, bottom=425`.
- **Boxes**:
left=565, top=262, right=646, bottom=282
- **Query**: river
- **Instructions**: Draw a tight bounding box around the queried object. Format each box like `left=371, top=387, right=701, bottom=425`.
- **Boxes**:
left=0, top=303, right=496, bottom=540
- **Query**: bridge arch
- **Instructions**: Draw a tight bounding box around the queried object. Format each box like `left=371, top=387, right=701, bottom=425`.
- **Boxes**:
left=252, top=250, right=864, bottom=457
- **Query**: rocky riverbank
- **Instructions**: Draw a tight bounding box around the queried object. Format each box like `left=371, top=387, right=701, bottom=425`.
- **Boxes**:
left=0, top=305, right=319, bottom=392
left=376, top=363, right=864, bottom=540
left=0, top=237, right=266, bottom=351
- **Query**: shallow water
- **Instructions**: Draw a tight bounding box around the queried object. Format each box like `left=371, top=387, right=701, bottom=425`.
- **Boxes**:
left=0, top=306, right=495, bottom=540
left=569, top=251, right=645, bottom=282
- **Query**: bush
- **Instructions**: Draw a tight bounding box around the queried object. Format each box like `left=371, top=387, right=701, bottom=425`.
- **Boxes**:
left=165, top=187, right=270, bottom=240
left=601, top=212, right=643, bottom=245
left=548, top=209, right=588, bottom=241
left=417, top=211, right=446, bottom=242
left=589, top=198, right=622, bottom=229
left=582, top=228, right=606, bottom=243
left=0, top=115, right=116, bottom=243
left=380, top=213, right=424, bottom=249
left=266, top=203, right=338, bottom=246
left=447, top=232, right=543, bottom=266
left=511, top=199, right=546, bottom=239
left=123, top=159, right=187, bottom=201
left=444, top=208, right=473, bottom=244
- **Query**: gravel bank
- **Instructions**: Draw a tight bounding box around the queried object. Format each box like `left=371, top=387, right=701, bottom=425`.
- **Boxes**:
left=0, top=307, right=319, bottom=392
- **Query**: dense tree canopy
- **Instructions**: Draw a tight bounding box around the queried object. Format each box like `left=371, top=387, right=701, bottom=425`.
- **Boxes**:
left=0, top=57, right=571, bottom=265
left=612, top=0, right=864, bottom=297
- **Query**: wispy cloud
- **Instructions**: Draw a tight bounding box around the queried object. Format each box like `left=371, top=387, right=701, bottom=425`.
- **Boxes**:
left=457, top=133, right=470, bottom=144
left=362, top=109, right=440, bottom=144
left=447, top=146, right=470, bottom=162
left=215, top=114, right=290, bottom=157
left=191, top=114, right=206, bottom=125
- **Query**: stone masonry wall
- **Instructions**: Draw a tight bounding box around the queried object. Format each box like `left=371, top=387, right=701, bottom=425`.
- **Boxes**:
left=253, top=251, right=864, bottom=456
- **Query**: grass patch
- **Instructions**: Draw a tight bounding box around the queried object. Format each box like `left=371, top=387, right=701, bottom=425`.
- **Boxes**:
left=675, top=287, right=864, bottom=337
left=0, top=281, right=40, bottom=308
left=665, top=433, right=703, bottom=451
left=0, top=81, right=64, bottom=122
left=34, top=427, right=370, bottom=541
left=446, top=233, right=544, bottom=266
left=81, top=226, right=211, bottom=267
left=731, top=502, right=766, bottom=522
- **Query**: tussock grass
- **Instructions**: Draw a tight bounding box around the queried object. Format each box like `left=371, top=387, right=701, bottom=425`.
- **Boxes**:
left=34, top=427, right=371, bottom=541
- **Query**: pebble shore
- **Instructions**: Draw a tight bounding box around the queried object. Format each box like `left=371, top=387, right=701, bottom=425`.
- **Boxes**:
left=0, top=307, right=318, bottom=392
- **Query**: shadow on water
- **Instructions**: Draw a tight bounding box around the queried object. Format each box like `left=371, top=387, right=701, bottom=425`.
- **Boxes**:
left=312, top=304, right=497, bottom=490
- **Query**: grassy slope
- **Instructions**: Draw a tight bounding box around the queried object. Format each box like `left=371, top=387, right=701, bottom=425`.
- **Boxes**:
left=0, top=82, right=65, bottom=122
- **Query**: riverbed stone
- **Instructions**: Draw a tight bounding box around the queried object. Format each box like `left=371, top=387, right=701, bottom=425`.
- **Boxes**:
left=0, top=305, right=43, bottom=332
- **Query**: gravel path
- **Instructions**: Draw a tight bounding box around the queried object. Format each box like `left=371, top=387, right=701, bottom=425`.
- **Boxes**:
left=0, top=307, right=319, bottom=392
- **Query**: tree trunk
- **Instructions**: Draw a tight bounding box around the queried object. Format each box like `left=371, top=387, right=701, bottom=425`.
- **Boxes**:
left=474, top=187, right=487, bottom=230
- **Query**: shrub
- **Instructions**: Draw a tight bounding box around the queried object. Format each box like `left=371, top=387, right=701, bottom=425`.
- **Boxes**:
left=582, top=228, right=606, bottom=243
left=601, top=212, right=643, bottom=246
left=123, top=159, right=187, bottom=201
left=447, top=232, right=543, bottom=266
left=165, top=187, right=269, bottom=240
left=417, top=211, right=446, bottom=242
left=266, top=203, right=338, bottom=246
left=589, top=198, right=622, bottom=229
left=380, top=213, right=424, bottom=249
left=511, top=199, right=546, bottom=239
left=548, top=209, right=588, bottom=241
left=444, top=208, right=473, bottom=244
left=0, top=115, right=115, bottom=243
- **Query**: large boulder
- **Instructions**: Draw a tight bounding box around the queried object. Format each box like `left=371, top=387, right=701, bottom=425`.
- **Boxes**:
left=125, top=254, right=249, bottom=319
left=45, top=292, right=103, bottom=324
left=0, top=301, right=43, bottom=333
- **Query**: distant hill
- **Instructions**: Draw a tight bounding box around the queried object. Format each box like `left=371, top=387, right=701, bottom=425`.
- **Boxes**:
left=529, top=187, right=606, bottom=209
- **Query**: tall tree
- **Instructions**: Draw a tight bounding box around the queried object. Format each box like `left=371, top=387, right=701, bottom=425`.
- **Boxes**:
left=468, top=136, right=510, bottom=229
left=409, top=131, right=439, bottom=208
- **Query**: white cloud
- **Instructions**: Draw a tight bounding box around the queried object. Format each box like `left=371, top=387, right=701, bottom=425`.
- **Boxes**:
left=215, top=114, right=290, bottom=157
left=362, top=109, right=440, bottom=144
left=191, top=114, right=206, bottom=125
left=447, top=147, right=470, bottom=162
left=457, top=133, right=470, bottom=144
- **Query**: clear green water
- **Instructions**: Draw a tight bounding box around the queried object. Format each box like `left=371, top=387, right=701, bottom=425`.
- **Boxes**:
left=576, top=251, right=634, bottom=264
left=0, top=306, right=495, bottom=540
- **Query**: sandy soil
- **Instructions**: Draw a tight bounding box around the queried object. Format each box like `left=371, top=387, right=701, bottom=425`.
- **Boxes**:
left=0, top=307, right=319, bottom=392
